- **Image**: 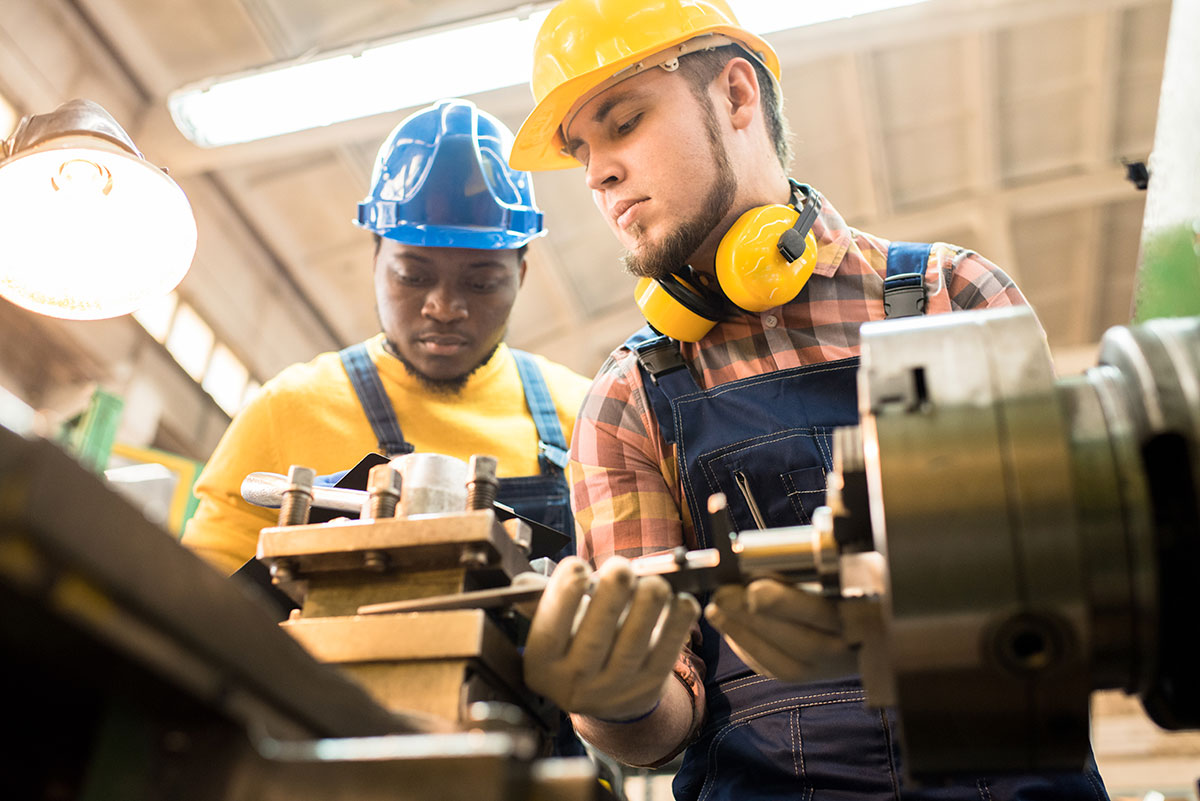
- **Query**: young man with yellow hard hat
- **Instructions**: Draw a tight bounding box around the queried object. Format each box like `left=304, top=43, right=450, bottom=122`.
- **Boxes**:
left=513, top=1, right=1109, bottom=798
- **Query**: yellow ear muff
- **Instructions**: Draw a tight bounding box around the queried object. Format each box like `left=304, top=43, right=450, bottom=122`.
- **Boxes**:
left=715, top=204, right=818, bottom=313
left=633, top=272, right=715, bottom=340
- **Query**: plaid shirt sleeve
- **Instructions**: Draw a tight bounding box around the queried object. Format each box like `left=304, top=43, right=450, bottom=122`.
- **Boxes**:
left=568, top=350, right=692, bottom=565
left=568, top=348, right=708, bottom=750
left=938, top=246, right=1027, bottom=310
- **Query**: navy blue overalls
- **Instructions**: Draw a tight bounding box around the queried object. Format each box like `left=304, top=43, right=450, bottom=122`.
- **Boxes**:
left=630, top=244, right=1107, bottom=800
left=338, top=343, right=574, bottom=555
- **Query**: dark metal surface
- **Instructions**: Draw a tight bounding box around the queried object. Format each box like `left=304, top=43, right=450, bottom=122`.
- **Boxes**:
left=0, top=424, right=407, bottom=741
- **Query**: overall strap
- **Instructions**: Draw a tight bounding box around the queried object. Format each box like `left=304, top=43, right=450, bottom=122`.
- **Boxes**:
left=510, top=349, right=569, bottom=472
left=627, top=328, right=701, bottom=448
left=884, top=241, right=933, bottom=319
left=338, top=343, right=414, bottom=457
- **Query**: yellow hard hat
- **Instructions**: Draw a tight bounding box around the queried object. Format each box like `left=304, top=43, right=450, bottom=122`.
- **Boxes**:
left=510, top=0, right=780, bottom=171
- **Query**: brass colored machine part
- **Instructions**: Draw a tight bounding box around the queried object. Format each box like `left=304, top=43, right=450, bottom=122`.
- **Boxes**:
left=848, top=306, right=1200, bottom=778
left=255, top=453, right=549, bottom=734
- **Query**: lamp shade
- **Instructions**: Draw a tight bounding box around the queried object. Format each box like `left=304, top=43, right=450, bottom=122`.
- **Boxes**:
left=0, top=99, right=197, bottom=320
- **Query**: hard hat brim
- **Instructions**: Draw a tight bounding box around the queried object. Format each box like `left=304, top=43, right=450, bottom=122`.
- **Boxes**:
left=510, top=27, right=780, bottom=172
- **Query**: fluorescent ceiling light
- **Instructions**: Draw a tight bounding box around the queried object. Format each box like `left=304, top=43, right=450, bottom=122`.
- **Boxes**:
left=169, top=0, right=928, bottom=148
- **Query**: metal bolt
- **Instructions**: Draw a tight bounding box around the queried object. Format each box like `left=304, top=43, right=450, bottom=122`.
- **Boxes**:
left=459, top=544, right=490, bottom=569
left=269, top=559, right=296, bottom=584
left=366, top=464, right=402, bottom=519
left=277, top=465, right=315, bottom=526
left=362, top=550, right=389, bottom=573
left=465, top=455, right=499, bottom=511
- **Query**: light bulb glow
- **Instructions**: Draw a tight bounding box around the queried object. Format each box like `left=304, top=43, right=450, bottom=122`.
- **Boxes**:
left=169, top=0, right=929, bottom=148
left=170, top=10, right=551, bottom=148
left=0, top=144, right=197, bottom=320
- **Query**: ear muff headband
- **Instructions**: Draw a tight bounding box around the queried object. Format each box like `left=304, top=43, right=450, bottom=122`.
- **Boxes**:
left=632, top=182, right=822, bottom=341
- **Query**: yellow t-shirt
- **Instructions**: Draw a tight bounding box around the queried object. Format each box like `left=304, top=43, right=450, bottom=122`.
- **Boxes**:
left=181, top=334, right=591, bottom=574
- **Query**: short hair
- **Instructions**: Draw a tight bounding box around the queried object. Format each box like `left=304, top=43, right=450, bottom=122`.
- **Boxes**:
left=371, top=233, right=528, bottom=263
left=677, top=44, right=792, bottom=170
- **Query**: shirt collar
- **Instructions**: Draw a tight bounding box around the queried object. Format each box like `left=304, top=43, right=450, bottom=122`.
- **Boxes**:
left=808, top=189, right=853, bottom=279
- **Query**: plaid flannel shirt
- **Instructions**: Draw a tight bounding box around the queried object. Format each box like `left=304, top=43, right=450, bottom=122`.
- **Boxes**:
left=566, top=191, right=1026, bottom=755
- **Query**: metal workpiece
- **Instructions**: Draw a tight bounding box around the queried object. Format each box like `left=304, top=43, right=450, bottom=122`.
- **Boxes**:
left=366, top=506, right=849, bottom=616
left=735, top=506, right=840, bottom=589
left=390, top=452, right=469, bottom=515
left=278, top=465, right=316, bottom=526
left=244, top=471, right=371, bottom=515
left=363, top=464, right=402, bottom=520
left=465, top=454, right=500, bottom=511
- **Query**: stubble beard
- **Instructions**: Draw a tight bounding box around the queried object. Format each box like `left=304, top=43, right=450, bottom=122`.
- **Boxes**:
left=376, top=316, right=502, bottom=396
left=621, top=101, right=738, bottom=281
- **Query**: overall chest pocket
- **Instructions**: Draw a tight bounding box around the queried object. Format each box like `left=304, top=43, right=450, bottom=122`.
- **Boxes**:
left=696, top=429, right=833, bottom=533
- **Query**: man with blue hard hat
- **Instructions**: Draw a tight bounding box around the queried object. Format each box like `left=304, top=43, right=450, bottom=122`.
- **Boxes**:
left=182, top=98, right=590, bottom=575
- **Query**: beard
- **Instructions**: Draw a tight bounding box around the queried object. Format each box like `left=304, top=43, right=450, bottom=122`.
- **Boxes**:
left=377, top=324, right=501, bottom=396
left=621, top=100, right=738, bottom=281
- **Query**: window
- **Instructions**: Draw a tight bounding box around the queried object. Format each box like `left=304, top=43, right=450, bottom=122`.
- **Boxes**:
left=132, top=291, right=178, bottom=342
left=202, top=344, right=250, bottom=416
left=164, top=303, right=215, bottom=381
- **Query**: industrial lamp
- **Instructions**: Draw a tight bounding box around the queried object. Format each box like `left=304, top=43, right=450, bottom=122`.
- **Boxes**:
left=0, top=99, right=197, bottom=320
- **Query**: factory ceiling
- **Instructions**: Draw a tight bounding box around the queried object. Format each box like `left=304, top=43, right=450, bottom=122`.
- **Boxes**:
left=0, top=0, right=1172, bottom=456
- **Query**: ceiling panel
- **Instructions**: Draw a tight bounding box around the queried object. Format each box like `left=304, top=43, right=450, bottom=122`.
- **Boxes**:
left=997, top=14, right=1092, bottom=182
left=1011, top=206, right=1090, bottom=344
left=244, top=0, right=534, bottom=54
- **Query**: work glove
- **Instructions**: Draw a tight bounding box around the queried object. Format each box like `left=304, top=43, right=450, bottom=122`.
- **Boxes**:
left=523, top=555, right=700, bottom=721
left=705, top=579, right=857, bottom=683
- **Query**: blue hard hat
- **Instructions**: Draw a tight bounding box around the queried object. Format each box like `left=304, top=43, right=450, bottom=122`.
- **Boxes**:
left=356, top=99, right=545, bottom=250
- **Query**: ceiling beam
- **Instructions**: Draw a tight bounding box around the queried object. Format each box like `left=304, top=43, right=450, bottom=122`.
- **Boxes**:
left=839, top=53, right=893, bottom=222
left=864, top=166, right=1134, bottom=246
left=963, top=29, right=1002, bottom=192
left=1080, top=9, right=1123, bottom=170
left=0, top=0, right=142, bottom=116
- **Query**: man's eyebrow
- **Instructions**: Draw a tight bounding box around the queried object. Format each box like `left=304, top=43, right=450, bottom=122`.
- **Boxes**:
left=392, top=251, right=432, bottom=264
left=563, top=89, right=640, bottom=157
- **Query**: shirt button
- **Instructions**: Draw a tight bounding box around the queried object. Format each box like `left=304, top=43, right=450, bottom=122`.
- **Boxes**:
left=764, top=314, right=778, bottom=328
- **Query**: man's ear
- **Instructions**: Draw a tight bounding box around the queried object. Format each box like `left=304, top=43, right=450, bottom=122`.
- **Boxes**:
left=518, top=256, right=528, bottom=287
left=719, top=57, right=761, bottom=132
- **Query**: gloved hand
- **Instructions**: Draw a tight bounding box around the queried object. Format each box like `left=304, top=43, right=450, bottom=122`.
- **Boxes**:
left=523, top=555, right=700, bottom=721
left=705, top=579, right=857, bottom=683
